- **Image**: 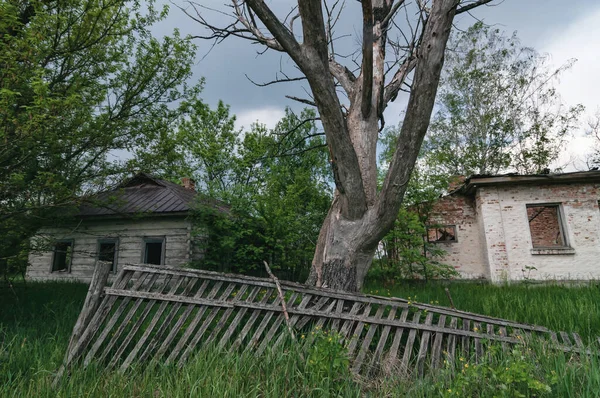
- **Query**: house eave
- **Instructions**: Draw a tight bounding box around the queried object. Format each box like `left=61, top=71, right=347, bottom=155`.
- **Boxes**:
left=460, top=171, right=600, bottom=195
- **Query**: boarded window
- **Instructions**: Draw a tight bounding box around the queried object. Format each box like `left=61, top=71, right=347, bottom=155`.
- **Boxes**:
left=526, top=204, right=567, bottom=248
left=143, top=238, right=164, bottom=265
left=98, top=240, right=118, bottom=273
left=427, top=226, right=457, bottom=243
left=52, top=241, right=73, bottom=272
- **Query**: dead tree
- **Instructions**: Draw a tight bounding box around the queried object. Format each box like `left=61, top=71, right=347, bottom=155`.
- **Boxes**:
left=187, top=0, right=497, bottom=291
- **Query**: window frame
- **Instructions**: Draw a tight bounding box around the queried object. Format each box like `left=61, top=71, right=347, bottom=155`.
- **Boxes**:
left=525, top=203, right=570, bottom=249
left=142, top=236, right=166, bottom=265
left=426, top=225, right=458, bottom=244
left=50, top=239, right=74, bottom=273
left=97, top=238, right=119, bottom=273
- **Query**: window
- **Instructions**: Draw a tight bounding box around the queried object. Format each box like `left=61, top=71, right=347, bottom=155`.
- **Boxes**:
left=427, top=225, right=457, bottom=243
left=52, top=240, right=73, bottom=272
left=98, top=239, right=118, bottom=273
left=526, top=204, right=568, bottom=248
left=143, top=237, right=165, bottom=265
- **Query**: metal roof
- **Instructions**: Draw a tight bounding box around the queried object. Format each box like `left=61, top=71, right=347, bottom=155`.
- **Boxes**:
left=79, top=173, right=199, bottom=217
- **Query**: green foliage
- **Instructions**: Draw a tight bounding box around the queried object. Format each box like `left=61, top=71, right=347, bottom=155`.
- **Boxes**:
left=177, top=107, right=332, bottom=281
left=374, top=127, right=455, bottom=283
left=3, top=281, right=600, bottom=397
left=437, top=346, right=553, bottom=397
left=0, top=0, right=201, bottom=279
left=304, top=327, right=350, bottom=381
left=372, top=208, right=458, bottom=282
left=424, top=22, right=584, bottom=176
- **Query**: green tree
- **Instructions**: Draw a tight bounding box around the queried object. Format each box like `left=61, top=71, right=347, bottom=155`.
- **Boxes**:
left=371, top=126, right=456, bottom=283
left=0, top=0, right=201, bottom=279
left=188, top=108, right=332, bottom=281
left=423, top=22, right=584, bottom=176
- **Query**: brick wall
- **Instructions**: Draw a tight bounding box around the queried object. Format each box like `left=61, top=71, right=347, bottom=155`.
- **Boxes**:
left=482, top=183, right=600, bottom=281
left=426, top=194, right=488, bottom=279
left=427, top=182, right=600, bottom=281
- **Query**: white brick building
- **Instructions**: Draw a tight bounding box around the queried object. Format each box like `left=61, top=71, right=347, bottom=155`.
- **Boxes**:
left=426, top=171, right=600, bottom=282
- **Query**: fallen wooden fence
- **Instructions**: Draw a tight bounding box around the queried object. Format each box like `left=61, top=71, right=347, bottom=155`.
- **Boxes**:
left=56, top=262, right=597, bottom=382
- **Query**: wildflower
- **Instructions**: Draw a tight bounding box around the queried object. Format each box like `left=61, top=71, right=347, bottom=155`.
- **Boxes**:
left=464, top=363, right=469, bottom=368
left=459, top=357, right=464, bottom=362
left=473, top=327, right=478, bottom=332
left=301, top=334, right=305, bottom=339
left=447, top=389, right=452, bottom=393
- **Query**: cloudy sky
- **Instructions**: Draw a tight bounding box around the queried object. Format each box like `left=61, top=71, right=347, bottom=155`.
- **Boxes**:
left=156, top=0, right=600, bottom=170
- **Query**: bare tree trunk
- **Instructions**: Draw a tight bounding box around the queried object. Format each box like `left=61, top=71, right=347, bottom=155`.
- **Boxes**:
left=306, top=194, right=377, bottom=292
left=191, top=0, right=490, bottom=291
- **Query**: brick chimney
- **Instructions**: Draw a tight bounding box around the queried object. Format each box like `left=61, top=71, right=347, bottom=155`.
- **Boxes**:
left=448, top=175, right=466, bottom=192
left=181, top=177, right=196, bottom=191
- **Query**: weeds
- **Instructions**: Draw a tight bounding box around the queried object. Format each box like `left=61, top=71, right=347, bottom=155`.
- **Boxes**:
left=1, top=280, right=599, bottom=397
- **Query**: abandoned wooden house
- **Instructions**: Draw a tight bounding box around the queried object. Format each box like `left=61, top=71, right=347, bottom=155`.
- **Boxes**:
left=26, top=173, right=220, bottom=282
left=426, top=171, right=600, bottom=282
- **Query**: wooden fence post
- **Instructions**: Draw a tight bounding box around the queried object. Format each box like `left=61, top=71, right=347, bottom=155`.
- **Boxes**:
left=53, top=260, right=112, bottom=387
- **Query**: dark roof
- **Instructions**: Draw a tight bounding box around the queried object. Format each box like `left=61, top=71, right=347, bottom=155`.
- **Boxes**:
left=79, top=173, right=198, bottom=217
left=457, top=170, right=600, bottom=195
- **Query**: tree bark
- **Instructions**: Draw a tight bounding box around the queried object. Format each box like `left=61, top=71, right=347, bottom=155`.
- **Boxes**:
left=234, top=0, right=467, bottom=291
left=308, top=0, right=459, bottom=292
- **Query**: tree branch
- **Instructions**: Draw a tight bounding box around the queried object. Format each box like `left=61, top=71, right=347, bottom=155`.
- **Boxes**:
left=374, top=0, right=459, bottom=244
left=360, top=0, right=374, bottom=118
left=456, top=0, right=496, bottom=14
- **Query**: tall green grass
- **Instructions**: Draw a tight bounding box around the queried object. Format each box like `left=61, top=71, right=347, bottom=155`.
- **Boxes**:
left=1, top=280, right=599, bottom=397
left=366, top=280, right=600, bottom=342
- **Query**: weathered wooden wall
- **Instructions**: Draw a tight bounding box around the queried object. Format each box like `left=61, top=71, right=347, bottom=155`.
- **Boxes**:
left=27, top=216, right=194, bottom=282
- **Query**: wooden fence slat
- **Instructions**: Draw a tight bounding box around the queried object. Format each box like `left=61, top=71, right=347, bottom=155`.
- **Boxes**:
left=138, top=278, right=203, bottom=363
left=204, top=284, right=250, bottom=346
left=430, top=315, right=447, bottom=369
left=461, top=320, right=471, bottom=359
left=473, top=322, right=483, bottom=362
left=177, top=283, right=237, bottom=366
left=150, top=280, right=210, bottom=362
left=416, top=312, right=434, bottom=377
left=165, top=281, right=224, bottom=365
left=232, top=289, right=276, bottom=352
left=352, top=305, right=386, bottom=374
left=106, top=274, right=176, bottom=369
left=121, top=276, right=197, bottom=370
left=339, top=302, right=363, bottom=340
left=254, top=292, right=304, bottom=355
left=268, top=295, right=332, bottom=354
left=385, top=308, right=410, bottom=371
left=346, top=304, right=373, bottom=358
left=369, top=306, right=398, bottom=373
left=446, top=317, right=458, bottom=368
left=330, top=299, right=345, bottom=332
left=560, top=331, right=573, bottom=347
left=83, top=272, right=156, bottom=366
left=400, top=311, right=422, bottom=375
left=572, top=332, right=584, bottom=348
left=218, top=286, right=261, bottom=349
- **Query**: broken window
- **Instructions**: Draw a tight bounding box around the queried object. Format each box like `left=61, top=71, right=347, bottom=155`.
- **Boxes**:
left=98, top=239, right=118, bottom=273
left=427, top=225, right=457, bottom=243
left=143, top=237, right=164, bottom=265
left=526, top=204, right=567, bottom=248
left=52, top=240, right=73, bottom=272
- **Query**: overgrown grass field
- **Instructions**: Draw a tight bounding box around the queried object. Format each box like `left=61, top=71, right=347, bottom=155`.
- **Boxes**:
left=1, top=280, right=599, bottom=397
